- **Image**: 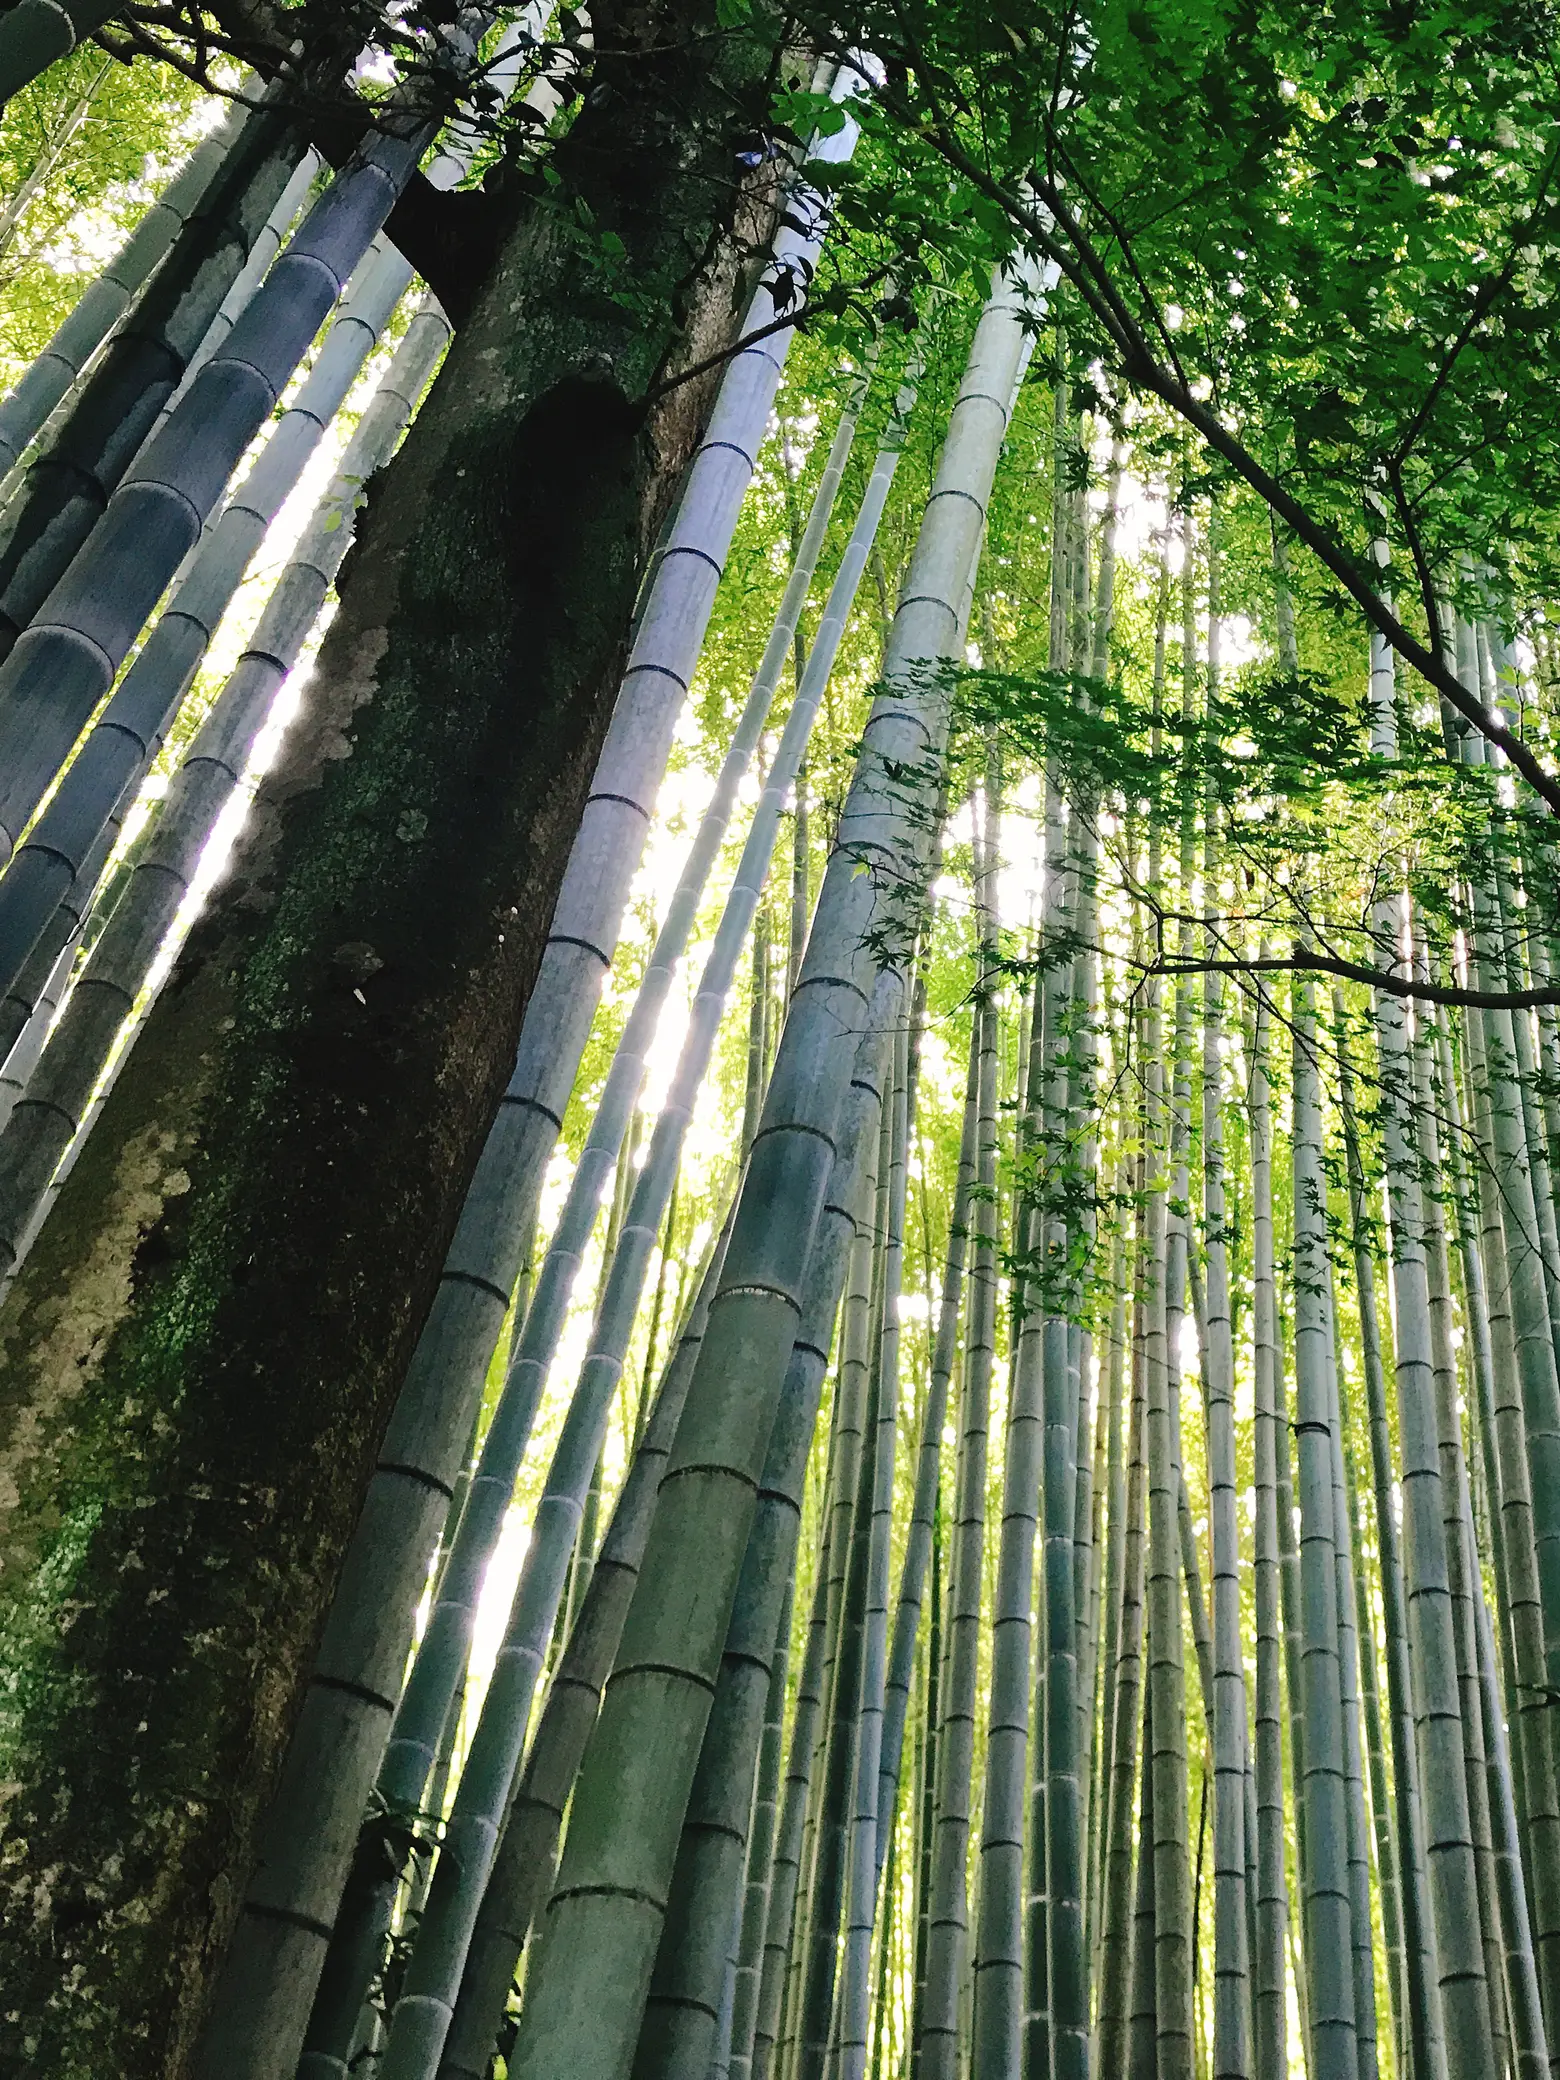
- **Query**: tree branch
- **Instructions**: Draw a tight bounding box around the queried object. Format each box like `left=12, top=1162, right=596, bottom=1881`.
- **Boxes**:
left=1136, top=945, right=1560, bottom=1010
left=903, top=118, right=1560, bottom=816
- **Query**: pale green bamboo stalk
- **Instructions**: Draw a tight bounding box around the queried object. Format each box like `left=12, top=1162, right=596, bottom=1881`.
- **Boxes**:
left=1456, top=988, right=1560, bottom=2034
left=789, top=1118, right=883, bottom=2080
left=1367, top=905, right=1496, bottom=2070
left=1291, top=976, right=1359, bottom=2078
left=1341, top=1431, right=1401, bottom=2076
left=1323, top=1268, right=1379, bottom=2080
left=1248, top=977, right=1290, bottom=2080
left=1470, top=1459, right=1551, bottom=2080
left=393, top=356, right=919, bottom=2080
left=753, top=1444, right=842, bottom=2080
left=732, top=1022, right=896, bottom=2080
left=1273, top=1271, right=1314, bottom=2075
left=1204, top=939, right=1252, bottom=2080
left=1413, top=1007, right=1511, bottom=2080
left=1437, top=1011, right=1536, bottom=1867
left=1146, top=990, right=1194, bottom=2080
left=726, top=1586, right=795, bottom=2080
left=1453, top=724, right=1560, bottom=1716
left=1495, top=855, right=1560, bottom=1373
left=1057, top=816, right=1102, bottom=2080
left=975, top=733, right=1053, bottom=2079
left=833, top=1019, right=911, bottom=2080
left=874, top=995, right=981, bottom=1873
left=1334, top=1002, right=1445, bottom=2080
left=1077, top=1270, right=1114, bottom=1983
left=1127, top=1677, right=1158, bottom=2080
left=1086, top=1266, right=1129, bottom=1981
left=1096, top=1264, right=1148, bottom=2073
left=921, top=785, right=1003, bottom=2080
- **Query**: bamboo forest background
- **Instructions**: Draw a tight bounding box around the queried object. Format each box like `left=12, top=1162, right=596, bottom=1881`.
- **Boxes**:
left=2, top=17, right=1560, bottom=2080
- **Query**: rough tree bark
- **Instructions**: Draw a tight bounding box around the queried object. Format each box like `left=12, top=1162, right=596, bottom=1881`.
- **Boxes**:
left=0, top=6, right=793, bottom=2070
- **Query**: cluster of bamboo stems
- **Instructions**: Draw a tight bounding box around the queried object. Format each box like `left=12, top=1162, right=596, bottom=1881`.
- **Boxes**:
left=1, top=37, right=1559, bottom=2080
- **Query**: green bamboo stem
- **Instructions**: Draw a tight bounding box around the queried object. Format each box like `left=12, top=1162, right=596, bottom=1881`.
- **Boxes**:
left=1146, top=987, right=1194, bottom=2080
left=1291, top=976, right=1360, bottom=2079
left=1095, top=1258, right=1148, bottom=2073
left=636, top=995, right=896, bottom=2080
left=833, top=1020, right=911, bottom=2080
left=975, top=737, right=1054, bottom=2079
left=1323, top=1268, right=1380, bottom=2080
left=1335, top=1003, right=1448, bottom=2080
left=436, top=1229, right=733, bottom=2080
left=1128, top=1677, right=1159, bottom=2080
left=1248, top=977, right=1291, bottom=2080
left=725, top=1567, right=795, bottom=2080
left=921, top=782, right=1003, bottom=2080
left=752, top=1433, right=842, bottom=2080
left=875, top=996, right=981, bottom=1872
left=1367, top=933, right=1496, bottom=2070
left=792, top=1152, right=881, bottom=2080
left=1413, top=1015, right=1511, bottom=2080
left=1203, top=946, right=1252, bottom=2080
left=1457, top=990, right=1560, bottom=2038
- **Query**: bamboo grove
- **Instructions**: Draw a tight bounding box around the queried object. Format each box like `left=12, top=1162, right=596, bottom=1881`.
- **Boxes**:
left=2, top=8, right=1560, bottom=2080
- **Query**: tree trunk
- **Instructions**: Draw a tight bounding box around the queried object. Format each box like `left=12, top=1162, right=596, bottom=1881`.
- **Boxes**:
left=0, top=11, right=793, bottom=2071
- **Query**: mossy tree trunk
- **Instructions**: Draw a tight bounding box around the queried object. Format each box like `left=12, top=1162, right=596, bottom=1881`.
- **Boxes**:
left=0, top=7, right=791, bottom=2070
